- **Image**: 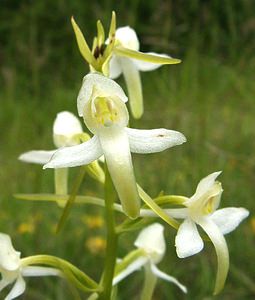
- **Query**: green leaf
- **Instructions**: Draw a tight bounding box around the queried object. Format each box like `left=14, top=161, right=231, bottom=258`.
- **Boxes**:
left=115, top=46, right=181, bottom=64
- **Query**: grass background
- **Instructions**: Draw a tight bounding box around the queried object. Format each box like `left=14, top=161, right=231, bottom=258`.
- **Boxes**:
left=0, top=0, right=254, bottom=299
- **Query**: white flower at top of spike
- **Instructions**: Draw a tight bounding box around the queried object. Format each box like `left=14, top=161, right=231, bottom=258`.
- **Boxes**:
left=141, top=172, right=249, bottom=294
left=109, top=26, right=180, bottom=119
left=113, top=223, right=187, bottom=294
left=44, top=73, right=186, bottom=219
left=0, top=233, right=60, bottom=300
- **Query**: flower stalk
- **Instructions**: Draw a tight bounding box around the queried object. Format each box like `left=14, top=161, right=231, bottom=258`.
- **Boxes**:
left=140, top=264, right=157, bottom=300
left=100, top=165, right=118, bottom=300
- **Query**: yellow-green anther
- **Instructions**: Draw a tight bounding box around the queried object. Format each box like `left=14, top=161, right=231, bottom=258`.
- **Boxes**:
left=71, top=16, right=95, bottom=65
left=97, top=20, right=105, bottom=46
left=108, top=11, right=116, bottom=42
left=92, top=37, right=98, bottom=54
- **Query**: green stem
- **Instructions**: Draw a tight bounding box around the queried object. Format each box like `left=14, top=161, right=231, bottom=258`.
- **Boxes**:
left=140, top=264, right=157, bottom=300
left=100, top=165, right=118, bottom=300
left=56, top=166, right=86, bottom=233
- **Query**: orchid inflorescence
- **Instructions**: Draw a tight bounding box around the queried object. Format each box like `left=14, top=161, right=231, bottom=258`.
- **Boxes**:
left=1, top=11, right=248, bottom=300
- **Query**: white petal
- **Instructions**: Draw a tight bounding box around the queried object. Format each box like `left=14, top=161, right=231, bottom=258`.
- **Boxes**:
left=53, top=111, right=83, bottom=136
left=5, top=275, right=26, bottom=300
left=77, top=73, right=128, bottom=117
left=98, top=128, right=140, bottom=219
left=21, top=266, right=61, bottom=277
left=175, top=219, right=204, bottom=258
left=43, top=135, right=103, bottom=169
left=120, top=57, right=143, bottom=119
left=53, top=111, right=83, bottom=148
left=115, top=26, right=139, bottom=51
left=134, top=223, right=165, bottom=264
left=140, top=208, right=188, bottom=219
left=132, top=52, right=171, bottom=71
left=19, top=150, right=56, bottom=165
left=0, top=233, right=21, bottom=271
left=113, top=256, right=148, bottom=285
left=150, top=264, right=187, bottom=293
left=210, top=207, right=249, bottom=235
left=127, top=128, right=186, bottom=154
left=197, top=217, right=229, bottom=295
left=190, top=171, right=222, bottom=201
left=109, top=55, right=122, bottom=79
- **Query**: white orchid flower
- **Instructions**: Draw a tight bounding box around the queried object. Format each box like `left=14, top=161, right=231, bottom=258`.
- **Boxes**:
left=0, top=233, right=60, bottom=300
left=19, top=111, right=104, bottom=200
left=113, top=223, right=187, bottom=295
left=141, top=171, right=249, bottom=294
left=19, top=111, right=83, bottom=165
left=109, top=26, right=180, bottom=119
left=44, top=73, right=186, bottom=219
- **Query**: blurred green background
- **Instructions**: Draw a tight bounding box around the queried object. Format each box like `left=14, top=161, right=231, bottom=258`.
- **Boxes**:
left=0, top=0, right=254, bottom=299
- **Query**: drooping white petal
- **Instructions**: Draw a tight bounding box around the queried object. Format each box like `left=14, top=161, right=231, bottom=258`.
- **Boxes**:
left=210, top=207, right=249, bottom=235
left=120, top=57, right=143, bottom=119
left=43, top=135, right=102, bottom=169
left=140, top=208, right=188, bottom=219
left=113, top=256, right=148, bottom=286
left=54, top=168, right=68, bottom=195
left=109, top=55, right=122, bottom=79
left=21, top=266, right=61, bottom=277
left=115, top=26, right=140, bottom=51
left=132, top=53, right=171, bottom=71
left=189, top=171, right=222, bottom=203
left=127, top=128, right=186, bottom=154
left=175, top=218, right=204, bottom=258
left=134, top=223, right=165, bottom=264
left=5, top=275, right=26, bottom=300
left=150, top=264, right=187, bottom=293
left=19, top=150, right=56, bottom=165
left=77, top=73, right=128, bottom=117
left=0, top=233, right=20, bottom=271
left=197, top=217, right=229, bottom=295
left=98, top=127, right=140, bottom=219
